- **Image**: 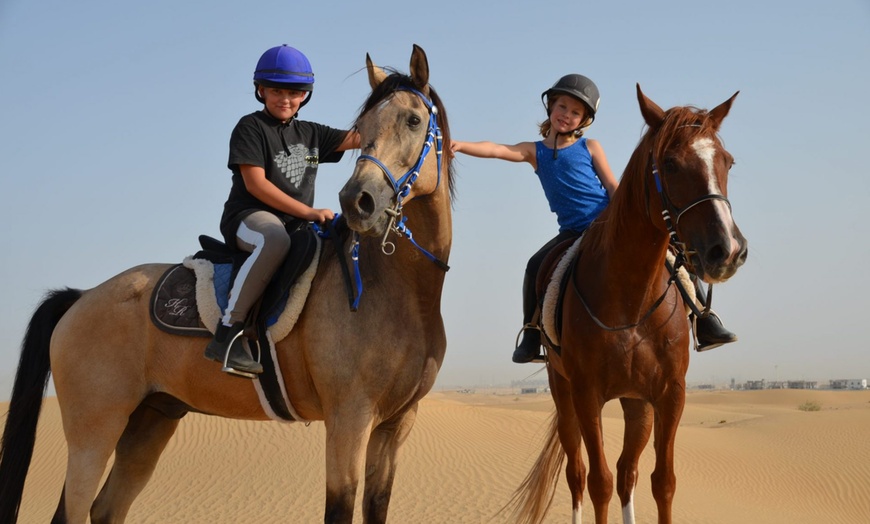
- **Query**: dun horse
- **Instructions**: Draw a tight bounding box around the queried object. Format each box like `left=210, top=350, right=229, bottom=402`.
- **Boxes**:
left=510, top=86, right=747, bottom=524
left=0, top=45, right=452, bottom=524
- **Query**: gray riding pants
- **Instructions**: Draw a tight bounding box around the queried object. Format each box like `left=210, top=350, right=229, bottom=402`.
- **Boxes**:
left=222, top=211, right=291, bottom=325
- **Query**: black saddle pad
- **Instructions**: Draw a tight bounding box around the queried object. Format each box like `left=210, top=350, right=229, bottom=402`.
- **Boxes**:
left=150, top=264, right=210, bottom=337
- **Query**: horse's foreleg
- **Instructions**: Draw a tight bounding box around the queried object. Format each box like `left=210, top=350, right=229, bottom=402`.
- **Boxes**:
left=572, top=393, right=612, bottom=524
left=362, top=404, right=418, bottom=524
left=324, top=411, right=374, bottom=524
left=550, top=369, right=585, bottom=523
left=616, top=398, right=653, bottom=524
left=90, top=403, right=181, bottom=523
left=651, top=385, right=685, bottom=524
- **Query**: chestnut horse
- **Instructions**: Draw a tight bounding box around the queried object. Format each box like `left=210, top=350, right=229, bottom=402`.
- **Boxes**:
left=0, top=45, right=452, bottom=524
left=509, top=86, right=747, bottom=524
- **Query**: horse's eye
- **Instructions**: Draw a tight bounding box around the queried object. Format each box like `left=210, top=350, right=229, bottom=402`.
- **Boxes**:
left=408, top=115, right=421, bottom=127
left=662, top=158, right=677, bottom=172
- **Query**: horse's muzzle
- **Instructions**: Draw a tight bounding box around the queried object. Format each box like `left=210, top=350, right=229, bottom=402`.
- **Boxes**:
left=339, top=172, right=394, bottom=236
left=689, top=226, right=748, bottom=283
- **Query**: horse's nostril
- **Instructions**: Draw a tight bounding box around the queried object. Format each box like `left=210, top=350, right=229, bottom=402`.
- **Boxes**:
left=737, top=244, right=749, bottom=266
left=357, top=192, right=375, bottom=216
left=705, top=243, right=727, bottom=267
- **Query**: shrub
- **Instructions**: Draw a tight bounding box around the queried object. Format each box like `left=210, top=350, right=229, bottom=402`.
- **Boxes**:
left=798, top=400, right=821, bottom=412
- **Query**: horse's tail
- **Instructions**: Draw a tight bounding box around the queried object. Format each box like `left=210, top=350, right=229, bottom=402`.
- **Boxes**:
left=0, top=288, right=83, bottom=523
left=499, top=409, right=565, bottom=524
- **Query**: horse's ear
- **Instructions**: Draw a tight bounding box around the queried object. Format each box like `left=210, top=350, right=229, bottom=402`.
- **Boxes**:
left=409, top=44, right=430, bottom=96
left=708, top=91, right=739, bottom=130
left=637, top=84, right=665, bottom=129
left=366, top=53, right=388, bottom=89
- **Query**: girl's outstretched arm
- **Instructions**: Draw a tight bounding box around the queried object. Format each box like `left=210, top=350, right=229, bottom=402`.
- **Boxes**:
left=452, top=140, right=536, bottom=169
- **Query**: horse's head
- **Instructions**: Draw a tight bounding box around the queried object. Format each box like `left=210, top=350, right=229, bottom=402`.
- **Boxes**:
left=637, top=84, right=748, bottom=283
left=339, top=45, right=452, bottom=238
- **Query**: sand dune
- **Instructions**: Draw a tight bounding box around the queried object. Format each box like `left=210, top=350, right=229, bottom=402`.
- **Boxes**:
left=4, top=388, right=870, bottom=523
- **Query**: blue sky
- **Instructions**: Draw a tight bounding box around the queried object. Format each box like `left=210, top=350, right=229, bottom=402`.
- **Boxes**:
left=1, top=0, right=868, bottom=399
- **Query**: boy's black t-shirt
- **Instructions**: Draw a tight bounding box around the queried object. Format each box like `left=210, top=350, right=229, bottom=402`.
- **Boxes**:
left=220, top=110, right=347, bottom=243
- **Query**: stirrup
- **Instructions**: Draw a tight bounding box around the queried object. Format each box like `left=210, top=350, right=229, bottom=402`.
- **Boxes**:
left=513, top=324, right=545, bottom=363
left=207, top=325, right=262, bottom=379
left=691, top=311, right=737, bottom=352
left=223, top=336, right=263, bottom=379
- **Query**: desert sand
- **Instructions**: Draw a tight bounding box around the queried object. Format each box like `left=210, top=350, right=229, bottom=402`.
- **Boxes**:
left=4, top=387, right=870, bottom=523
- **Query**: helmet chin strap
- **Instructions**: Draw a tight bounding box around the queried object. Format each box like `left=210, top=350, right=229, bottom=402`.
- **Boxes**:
left=547, top=99, right=585, bottom=160
left=550, top=128, right=582, bottom=160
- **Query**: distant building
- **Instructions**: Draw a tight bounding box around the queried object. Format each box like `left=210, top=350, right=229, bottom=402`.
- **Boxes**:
left=744, top=379, right=766, bottom=390
left=830, top=379, right=868, bottom=390
left=521, top=387, right=542, bottom=394
left=787, top=380, right=818, bottom=390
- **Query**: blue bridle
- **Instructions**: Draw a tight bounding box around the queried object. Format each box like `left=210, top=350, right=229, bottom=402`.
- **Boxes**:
left=317, top=86, right=448, bottom=311
left=356, top=86, right=443, bottom=199
left=355, top=86, right=447, bottom=268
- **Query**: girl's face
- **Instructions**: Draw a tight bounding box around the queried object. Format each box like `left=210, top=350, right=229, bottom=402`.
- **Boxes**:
left=260, top=87, right=308, bottom=122
left=549, top=95, right=588, bottom=134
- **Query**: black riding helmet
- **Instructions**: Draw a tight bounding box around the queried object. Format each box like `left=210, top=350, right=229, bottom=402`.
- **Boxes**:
left=541, top=74, right=600, bottom=126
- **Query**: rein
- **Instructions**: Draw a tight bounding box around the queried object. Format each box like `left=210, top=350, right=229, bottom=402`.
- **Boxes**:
left=651, top=157, right=726, bottom=319
left=571, top=251, right=680, bottom=332
left=355, top=86, right=449, bottom=270
left=572, top=128, right=730, bottom=331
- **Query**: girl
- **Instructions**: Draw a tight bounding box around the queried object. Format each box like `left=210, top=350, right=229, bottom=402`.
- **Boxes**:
left=204, top=45, right=360, bottom=377
left=452, top=74, right=736, bottom=363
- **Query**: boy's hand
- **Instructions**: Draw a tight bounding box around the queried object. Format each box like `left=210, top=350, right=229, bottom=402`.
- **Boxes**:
left=310, top=208, right=335, bottom=224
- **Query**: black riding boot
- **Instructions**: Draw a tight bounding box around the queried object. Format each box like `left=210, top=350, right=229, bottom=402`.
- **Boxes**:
left=512, top=276, right=544, bottom=363
left=204, top=321, right=264, bottom=377
left=692, top=281, right=737, bottom=352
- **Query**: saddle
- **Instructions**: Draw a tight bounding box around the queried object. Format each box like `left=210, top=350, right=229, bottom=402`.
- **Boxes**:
left=533, top=236, right=583, bottom=355
left=151, top=226, right=319, bottom=338
left=149, top=226, right=321, bottom=422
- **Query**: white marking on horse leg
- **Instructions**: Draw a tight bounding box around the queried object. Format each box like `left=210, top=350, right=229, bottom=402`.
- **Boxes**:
left=572, top=503, right=581, bottom=524
left=622, top=489, right=636, bottom=524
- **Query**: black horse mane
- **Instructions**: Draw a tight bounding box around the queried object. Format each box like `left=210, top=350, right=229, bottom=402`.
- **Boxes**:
left=355, top=71, right=456, bottom=202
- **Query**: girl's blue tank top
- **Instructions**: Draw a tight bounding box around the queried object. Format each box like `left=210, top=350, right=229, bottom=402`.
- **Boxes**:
left=535, top=137, right=609, bottom=233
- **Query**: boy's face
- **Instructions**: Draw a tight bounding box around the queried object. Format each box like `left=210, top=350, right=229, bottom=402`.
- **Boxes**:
left=260, top=87, right=308, bottom=123
left=549, top=95, right=588, bottom=134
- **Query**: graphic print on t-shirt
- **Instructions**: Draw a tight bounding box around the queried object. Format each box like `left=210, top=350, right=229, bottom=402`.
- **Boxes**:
left=274, top=144, right=319, bottom=188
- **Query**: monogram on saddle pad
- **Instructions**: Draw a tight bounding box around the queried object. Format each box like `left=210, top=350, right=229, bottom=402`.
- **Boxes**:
left=535, top=235, right=695, bottom=351
left=150, top=226, right=321, bottom=421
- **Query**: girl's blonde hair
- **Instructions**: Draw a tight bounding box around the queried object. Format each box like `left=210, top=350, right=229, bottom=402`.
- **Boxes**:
left=538, top=94, right=594, bottom=139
